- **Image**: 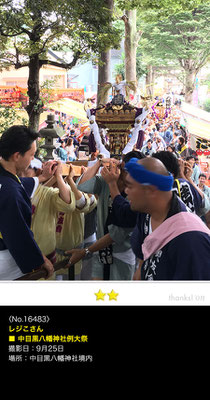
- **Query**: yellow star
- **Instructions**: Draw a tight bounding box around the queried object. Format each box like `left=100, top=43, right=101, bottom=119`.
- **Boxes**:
left=107, top=289, right=119, bottom=301
left=94, top=289, right=106, bottom=301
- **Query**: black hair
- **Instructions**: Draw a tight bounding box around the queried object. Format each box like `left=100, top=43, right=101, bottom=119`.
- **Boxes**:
left=186, top=155, right=194, bottom=161
left=122, top=150, right=146, bottom=164
left=167, top=145, right=175, bottom=152
left=0, top=125, right=39, bottom=161
left=199, top=173, right=207, bottom=179
left=178, top=136, right=185, bottom=145
left=152, top=150, right=180, bottom=178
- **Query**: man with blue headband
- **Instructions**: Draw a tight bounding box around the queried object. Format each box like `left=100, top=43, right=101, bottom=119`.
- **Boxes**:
left=103, top=156, right=210, bottom=280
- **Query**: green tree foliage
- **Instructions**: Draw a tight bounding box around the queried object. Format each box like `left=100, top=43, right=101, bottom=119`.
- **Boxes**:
left=116, top=0, right=205, bottom=14
left=0, top=106, right=28, bottom=135
left=201, top=74, right=210, bottom=91
left=0, top=0, right=122, bottom=129
left=113, top=0, right=207, bottom=94
left=138, top=3, right=210, bottom=102
left=114, top=49, right=147, bottom=80
left=203, top=98, right=210, bottom=113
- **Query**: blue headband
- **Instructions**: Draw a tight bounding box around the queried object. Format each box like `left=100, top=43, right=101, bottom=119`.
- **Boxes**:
left=125, top=158, right=174, bottom=191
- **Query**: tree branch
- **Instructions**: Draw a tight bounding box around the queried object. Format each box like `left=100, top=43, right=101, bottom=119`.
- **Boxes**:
left=135, top=30, right=143, bottom=47
left=1, top=48, right=82, bottom=71
left=0, top=28, right=27, bottom=38
left=121, top=14, right=129, bottom=24
left=39, top=51, right=82, bottom=70
left=15, top=61, right=30, bottom=69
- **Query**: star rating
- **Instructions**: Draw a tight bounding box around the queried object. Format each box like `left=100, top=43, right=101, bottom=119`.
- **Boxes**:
left=94, top=289, right=106, bottom=301
left=107, top=289, right=119, bottom=301
left=94, top=289, right=119, bottom=301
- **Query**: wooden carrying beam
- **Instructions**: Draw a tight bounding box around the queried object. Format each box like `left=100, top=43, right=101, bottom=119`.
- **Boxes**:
left=43, top=163, right=84, bottom=187
left=43, top=161, right=88, bottom=187
left=70, top=160, right=88, bottom=167
left=15, top=258, right=70, bottom=280
left=61, top=163, right=82, bottom=176
left=62, top=160, right=88, bottom=176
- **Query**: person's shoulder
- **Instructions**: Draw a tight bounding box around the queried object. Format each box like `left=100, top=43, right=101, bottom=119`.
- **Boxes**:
left=167, top=230, right=210, bottom=278
left=0, top=179, right=22, bottom=209
left=33, top=183, right=57, bottom=199
left=20, top=176, right=36, bottom=191
left=134, top=212, right=149, bottom=234
left=204, top=185, right=210, bottom=193
left=113, top=194, right=129, bottom=205
left=170, top=230, right=210, bottom=250
left=0, top=175, right=18, bottom=195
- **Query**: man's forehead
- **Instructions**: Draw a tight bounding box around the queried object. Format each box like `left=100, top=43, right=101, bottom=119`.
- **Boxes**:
left=125, top=173, right=138, bottom=185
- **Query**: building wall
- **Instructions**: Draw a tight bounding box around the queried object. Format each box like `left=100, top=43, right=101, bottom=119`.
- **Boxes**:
left=68, top=61, right=98, bottom=93
left=68, top=51, right=122, bottom=96
left=41, top=65, right=67, bottom=88
left=0, top=48, right=123, bottom=94
left=0, top=64, right=67, bottom=89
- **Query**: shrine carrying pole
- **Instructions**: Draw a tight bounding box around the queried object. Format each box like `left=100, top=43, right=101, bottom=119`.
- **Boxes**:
left=15, top=259, right=71, bottom=281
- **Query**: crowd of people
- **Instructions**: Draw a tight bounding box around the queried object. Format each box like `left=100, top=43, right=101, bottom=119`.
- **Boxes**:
left=0, top=101, right=209, bottom=281
left=0, top=86, right=27, bottom=107
left=52, top=115, right=90, bottom=162
left=55, top=136, right=77, bottom=162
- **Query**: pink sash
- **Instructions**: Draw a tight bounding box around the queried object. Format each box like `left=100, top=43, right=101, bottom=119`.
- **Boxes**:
left=142, top=212, right=210, bottom=261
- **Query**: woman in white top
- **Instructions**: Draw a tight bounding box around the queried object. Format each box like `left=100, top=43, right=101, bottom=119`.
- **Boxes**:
left=65, top=138, right=76, bottom=161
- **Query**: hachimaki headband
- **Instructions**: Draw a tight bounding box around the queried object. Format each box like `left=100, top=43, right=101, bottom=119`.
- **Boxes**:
left=125, top=158, right=174, bottom=191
